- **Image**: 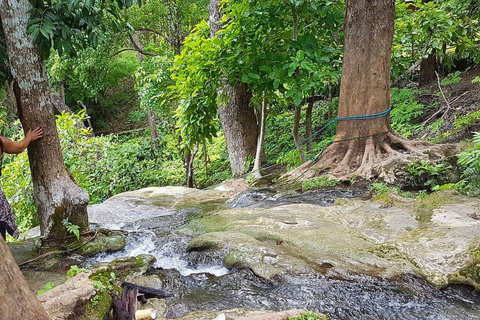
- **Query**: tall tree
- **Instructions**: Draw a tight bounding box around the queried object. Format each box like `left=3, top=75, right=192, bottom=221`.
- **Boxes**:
left=209, top=0, right=260, bottom=177
left=0, top=237, right=49, bottom=319
left=291, top=0, right=456, bottom=182
left=0, top=0, right=89, bottom=238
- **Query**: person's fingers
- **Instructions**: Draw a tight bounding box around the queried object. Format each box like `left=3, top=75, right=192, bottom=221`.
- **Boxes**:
left=28, top=127, right=44, bottom=140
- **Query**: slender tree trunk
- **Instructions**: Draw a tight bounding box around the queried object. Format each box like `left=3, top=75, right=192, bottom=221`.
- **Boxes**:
left=252, top=98, right=267, bottom=179
left=305, top=99, right=314, bottom=154
left=0, top=237, right=49, bottom=319
left=418, top=51, right=436, bottom=87
left=133, top=35, right=160, bottom=147
left=292, top=105, right=306, bottom=162
left=147, top=109, right=159, bottom=148
left=209, top=0, right=259, bottom=176
left=1, top=0, right=89, bottom=238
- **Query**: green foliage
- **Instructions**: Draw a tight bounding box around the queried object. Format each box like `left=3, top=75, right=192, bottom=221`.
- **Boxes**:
left=472, top=76, right=480, bottom=84
left=67, top=265, right=87, bottom=279
left=369, top=183, right=413, bottom=198
left=302, top=176, right=339, bottom=191
left=393, top=0, right=480, bottom=78
left=172, top=0, right=344, bottom=149
left=289, top=312, right=327, bottom=320
left=404, top=160, right=452, bottom=189
left=37, top=281, right=55, bottom=295
left=441, top=71, right=462, bottom=86
left=26, top=0, right=142, bottom=59
left=452, top=110, right=480, bottom=132
left=455, top=132, right=480, bottom=195
left=390, top=88, right=426, bottom=138
left=171, top=21, right=221, bottom=148
left=136, top=55, right=175, bottom=119
left=62, top=218, right=80, bottom=240
left=89, top=270, right=117, bottom=305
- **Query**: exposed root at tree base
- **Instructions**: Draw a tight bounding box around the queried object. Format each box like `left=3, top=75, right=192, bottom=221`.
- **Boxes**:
left=285, top=132, right=460, bottom=184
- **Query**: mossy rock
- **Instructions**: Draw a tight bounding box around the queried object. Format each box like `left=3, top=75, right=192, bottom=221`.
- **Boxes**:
left=105, top=254, right=157, bottom=277
left=83, top=290, right=112, bottom=320
left=223, top=250, right=263, bottom=269
left=77, top=233, right=126, bottom=257
left=448, top=242, right=480, bottom=290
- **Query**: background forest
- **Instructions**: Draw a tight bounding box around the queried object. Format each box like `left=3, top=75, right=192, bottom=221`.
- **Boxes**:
left=1, top=0, right=480, bottom=234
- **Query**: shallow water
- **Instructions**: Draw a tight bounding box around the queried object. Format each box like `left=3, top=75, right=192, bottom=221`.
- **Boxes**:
left=88, top=189, right=480, bottom=320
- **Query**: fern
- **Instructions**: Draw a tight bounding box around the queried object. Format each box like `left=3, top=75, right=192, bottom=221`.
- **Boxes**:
left=62, top=218, right=80, bottom=240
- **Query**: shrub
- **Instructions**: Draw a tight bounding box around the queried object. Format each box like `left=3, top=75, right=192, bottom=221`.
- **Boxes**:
left=302, top=176, right=340, bottom=191
left=390, top=88, right=426, bottom=138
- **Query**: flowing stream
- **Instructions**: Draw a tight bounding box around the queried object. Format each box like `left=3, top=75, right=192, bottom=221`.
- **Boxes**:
left=87, top=189, right=480, bottom=320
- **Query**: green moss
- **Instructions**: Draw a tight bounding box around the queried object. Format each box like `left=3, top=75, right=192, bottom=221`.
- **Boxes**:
left=83, top=290, right=112, bottom=320
left=371, top=192, right=408, bottom=208
left=77, top=234, right=126, bottom=257
left=449, top=243, right=480, bottom=290
left=413, top=190, right=461, bottom=224
left=223, top=250, right=259, bottom=269
left=185, top=214, right=229, bottom=235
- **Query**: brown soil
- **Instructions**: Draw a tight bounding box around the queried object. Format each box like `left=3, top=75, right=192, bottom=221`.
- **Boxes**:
left=415, top=65, right=480, bottom=142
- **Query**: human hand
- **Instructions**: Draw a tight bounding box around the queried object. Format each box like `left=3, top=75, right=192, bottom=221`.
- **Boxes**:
left=26, top=127, right=43, bottom=142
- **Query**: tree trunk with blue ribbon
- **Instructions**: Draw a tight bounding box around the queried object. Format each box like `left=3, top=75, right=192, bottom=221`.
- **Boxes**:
left=289, top=0, right=458, bottom=183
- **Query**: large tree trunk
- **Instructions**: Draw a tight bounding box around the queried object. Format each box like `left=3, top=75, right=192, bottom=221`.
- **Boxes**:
left=209, top=0, right=259, bottom=176
left=1, top=0, right=89, bottom=239
left=0, top=237, right=49, bottom=319
left=287, top=0, right=457, bottom=183
left=318, top=0, right=395, bottom=180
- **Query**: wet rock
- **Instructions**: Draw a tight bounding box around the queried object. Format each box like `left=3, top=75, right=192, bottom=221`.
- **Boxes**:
left=77, top=233, right=126, bottom=257
left=88, top=187, right=234, bottom=230
left=8, top=239, right=37, bottom=264
left=177, top=309, right=325, bottom=320
left=186, top=189, right=480, bottom=288
left=236, top=309, right=323, bottom=320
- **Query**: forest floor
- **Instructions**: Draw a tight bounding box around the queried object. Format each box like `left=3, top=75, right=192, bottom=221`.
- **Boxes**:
left=415, top=64, right=480, bottom=143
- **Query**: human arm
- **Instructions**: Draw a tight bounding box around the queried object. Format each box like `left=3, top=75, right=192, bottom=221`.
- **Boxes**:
left=0, top=127, right=43, bottom=155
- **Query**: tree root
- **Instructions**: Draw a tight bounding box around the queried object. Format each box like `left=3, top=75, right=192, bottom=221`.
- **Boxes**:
left=285, top=132, right=460, bottom=184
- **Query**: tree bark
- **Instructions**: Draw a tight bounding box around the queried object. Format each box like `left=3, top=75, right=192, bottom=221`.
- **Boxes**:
left=209, top=0, right=259, bottom=177
left=0, top=237, right=49, bottom=319
left=292, top=105, right=306, bottom=162
left=147, top=109, right=159, bottom=148
left=333, top=0, right=394, bottom=145
left=1, top=0, right=90, bottom=238
left=286, top=0, right=458, bottom=183
left=418, top=51, right=436, bottom=87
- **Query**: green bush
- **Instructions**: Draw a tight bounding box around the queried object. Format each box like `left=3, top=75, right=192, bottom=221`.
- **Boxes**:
left=404, top=160, right=452, bottom=189
left=440, top=71, right=462, bottom=86
left=302, top=176, right=340, bottom=191
left=390, top=88, right=427, bottom=138
left=1, top=111, right=233, bottom=233
left=455, top=132, right=480, bottom=195
left=289, top=312, right=327, bottom=320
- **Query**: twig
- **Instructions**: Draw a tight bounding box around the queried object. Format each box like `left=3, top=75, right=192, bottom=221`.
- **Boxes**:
left=422, top=72, right=453, bottom=126
left=435, top=71, right=452, bottom=119
left=422, top=90, right=470, bottom=126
